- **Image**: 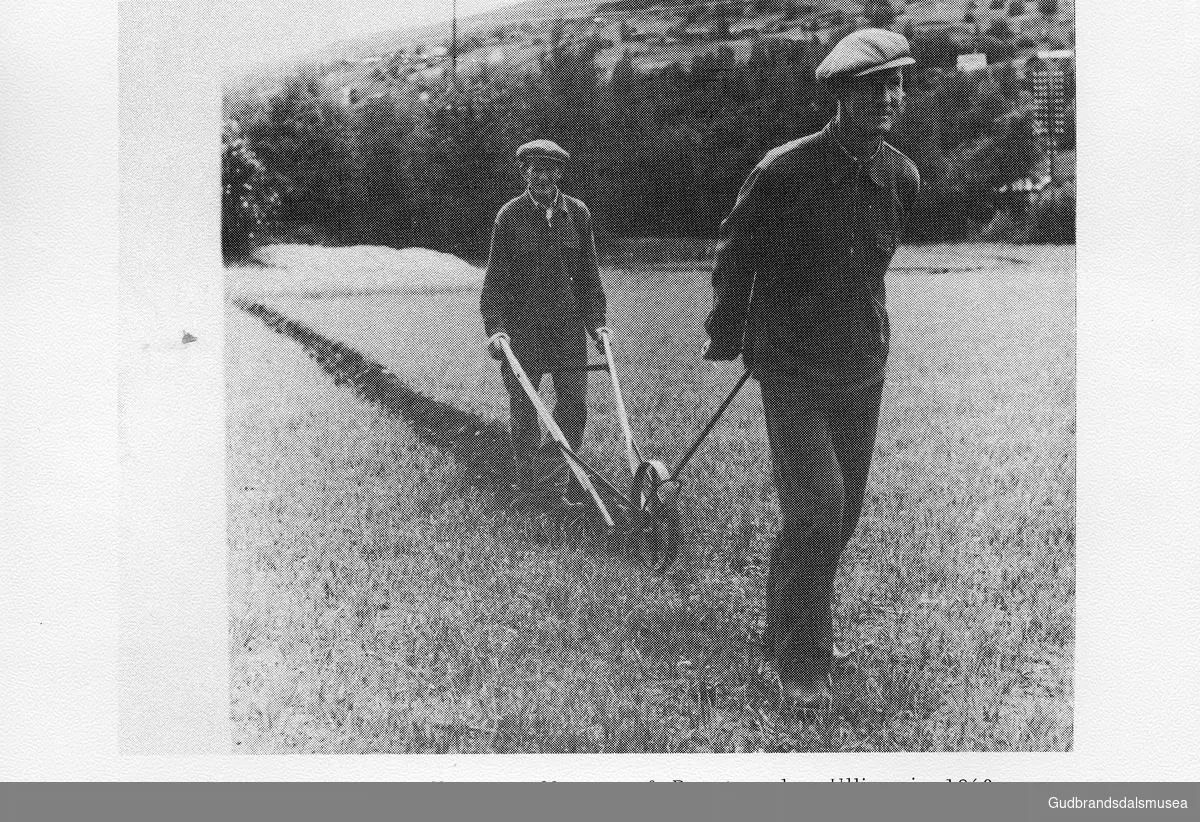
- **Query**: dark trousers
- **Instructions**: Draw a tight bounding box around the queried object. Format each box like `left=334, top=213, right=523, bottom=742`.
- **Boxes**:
left=501, top=359, right=589, bottom=486
left=758, top=369, right=884, bottom=683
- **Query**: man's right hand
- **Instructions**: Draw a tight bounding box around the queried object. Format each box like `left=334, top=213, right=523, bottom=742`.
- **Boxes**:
left=487, top=331, right=510, bottom=361
left=701, top=337, right=739, bottom=362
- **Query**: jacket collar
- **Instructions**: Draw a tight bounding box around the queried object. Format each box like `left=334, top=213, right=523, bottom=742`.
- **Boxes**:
left=524, top=186, right=565, bottom=213
left=822, top=120, right=889, bottom=188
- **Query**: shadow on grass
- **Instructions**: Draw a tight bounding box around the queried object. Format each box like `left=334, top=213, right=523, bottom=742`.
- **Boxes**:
left=235, top=298, right=513, bottom=498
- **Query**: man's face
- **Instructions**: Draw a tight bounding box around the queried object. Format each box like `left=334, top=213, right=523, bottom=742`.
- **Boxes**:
left=837, top=67, right=905, bottom=139
left=524, top=160, right=563, bottom=198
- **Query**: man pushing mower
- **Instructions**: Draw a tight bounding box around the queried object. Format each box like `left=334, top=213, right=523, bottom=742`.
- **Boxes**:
left=481, top=139, right=610, bottom=510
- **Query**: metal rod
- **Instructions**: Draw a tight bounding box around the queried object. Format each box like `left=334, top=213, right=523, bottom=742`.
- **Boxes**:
left=553, top=363, right=610, bottom=373
left=670, top=370, right=752, bottom=480
left=600, top=331, right=643, bottom=476
left=499, top=338, right=615, bottom=527
left=557, top=444, right=637, bottom=510
left=667, top=252, right=759, bottom=480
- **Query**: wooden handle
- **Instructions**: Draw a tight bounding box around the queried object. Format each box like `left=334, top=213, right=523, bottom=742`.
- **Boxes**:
left=600, top=331, right=642, bottom=476
left=498, top=338, right=615, bottom=528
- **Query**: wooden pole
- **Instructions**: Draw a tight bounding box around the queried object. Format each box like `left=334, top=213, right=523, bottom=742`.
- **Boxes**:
left=498, top=338, right=615, bottom=527
left=599, top=331, right=642, bottom=476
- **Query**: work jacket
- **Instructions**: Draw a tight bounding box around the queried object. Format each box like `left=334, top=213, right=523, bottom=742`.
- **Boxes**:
left=705, top=121, right=920, bottom=389
left=481, top=189, right=607, bottom=371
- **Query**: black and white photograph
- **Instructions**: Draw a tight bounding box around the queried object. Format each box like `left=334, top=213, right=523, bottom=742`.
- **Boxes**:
left=219, top=0, right=1077, bottom=754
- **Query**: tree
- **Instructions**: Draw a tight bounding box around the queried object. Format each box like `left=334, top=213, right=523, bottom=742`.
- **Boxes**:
left=221, top=119, right=276, bottom=261
left=1037, top=0, right=1058, bottom=16
left=864, top=1, right=897, bottom=29
left=241, top=72, right=361, bottom=243
left=911, top=28, right=960, bottom=68
left=352, top=94, right=417, bottom=247
left=1059, top=98, right=1075, bottom=151
left=985, top=17, right=1013, bottom=40
left=975, top=34, right=1015, bottom=62
left=750, top=0, right=781, bottom=15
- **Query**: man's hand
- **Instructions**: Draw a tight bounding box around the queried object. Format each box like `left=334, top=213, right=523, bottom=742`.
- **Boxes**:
left=701, top=337, right=740, bottom=362
left=590, top=326, right=612, bottom=354
left=487, top=331, right=510, bottom=361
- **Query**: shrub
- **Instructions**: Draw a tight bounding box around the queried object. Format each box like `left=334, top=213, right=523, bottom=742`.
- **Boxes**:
left=912, top=28, right=960, bottom=68
left=979, top=208, right=1024, bottom=243
left=781, top=1, right=813, bottom=20
left=976, top=34, right=1015, bottom=62
left=1026, top=186, right=1074, bottom=243
left=222, top=120, right=277, bottom=262
left=749, top=0, right=780, bottom=14
left=1059, top=98, right=1075, bottom=150
left=864, top=0, right=897, bottom=29
left=985, top=17, right=1013, bottom=40
left=241, top=73, right=362, bottom=244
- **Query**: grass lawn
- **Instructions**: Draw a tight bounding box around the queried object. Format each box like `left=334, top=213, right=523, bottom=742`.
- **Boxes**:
left=228, top=243, right=1074, bottom=752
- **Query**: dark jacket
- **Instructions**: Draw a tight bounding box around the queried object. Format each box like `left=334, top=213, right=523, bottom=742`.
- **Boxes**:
left=481, top=190, right=607, bottom=370
left=705, top=121, right=919, bottom=388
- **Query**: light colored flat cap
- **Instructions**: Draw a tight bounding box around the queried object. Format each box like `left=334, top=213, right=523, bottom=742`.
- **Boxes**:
left=816, top=27, right=915, bottom=83
left=516, top=139, right=569, bottom=165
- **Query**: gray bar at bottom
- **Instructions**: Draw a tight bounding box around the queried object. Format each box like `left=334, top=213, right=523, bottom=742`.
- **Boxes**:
left=3, top=782, right=1196, bottom=822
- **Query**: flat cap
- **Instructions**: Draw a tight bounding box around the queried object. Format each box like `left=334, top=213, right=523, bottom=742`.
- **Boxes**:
left=516, top=139, right=569, bottom=165
left=816, top=27, right=914, bottom=84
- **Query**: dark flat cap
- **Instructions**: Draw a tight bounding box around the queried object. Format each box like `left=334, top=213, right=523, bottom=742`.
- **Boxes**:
left=816, top=27, right=914, bottom=83
left=516, top=139, right=569, bottom=165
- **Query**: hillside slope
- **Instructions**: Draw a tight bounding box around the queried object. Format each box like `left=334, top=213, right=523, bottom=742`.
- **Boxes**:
left=228, top=0, right=1075, bottom=94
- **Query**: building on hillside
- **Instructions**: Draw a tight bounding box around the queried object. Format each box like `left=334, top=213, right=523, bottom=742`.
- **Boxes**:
left=957, top=51, right=988, bottom=72
left=1026, top=48, right=1073, bottom=172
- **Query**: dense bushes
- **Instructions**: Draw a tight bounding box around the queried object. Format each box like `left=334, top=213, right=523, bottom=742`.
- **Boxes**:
left=221, top=120, right=277, bottom=262
left=1026, top=185, right=1074, bottom=244
left=226, top=34, right=1074, bottom=257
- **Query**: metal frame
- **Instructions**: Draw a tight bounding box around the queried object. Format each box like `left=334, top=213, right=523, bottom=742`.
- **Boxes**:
left=497, top=336, right=615, bottom=527
left=497, top=330, right=749, bottom=569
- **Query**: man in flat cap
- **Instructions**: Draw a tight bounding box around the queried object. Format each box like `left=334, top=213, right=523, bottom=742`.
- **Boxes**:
left=702, top=28, right=920, bottom=711
left=481, top=139, right=609, bottom=506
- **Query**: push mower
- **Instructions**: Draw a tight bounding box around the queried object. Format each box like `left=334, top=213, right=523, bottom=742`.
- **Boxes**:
left=496, top=332, right=751, bottom=573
